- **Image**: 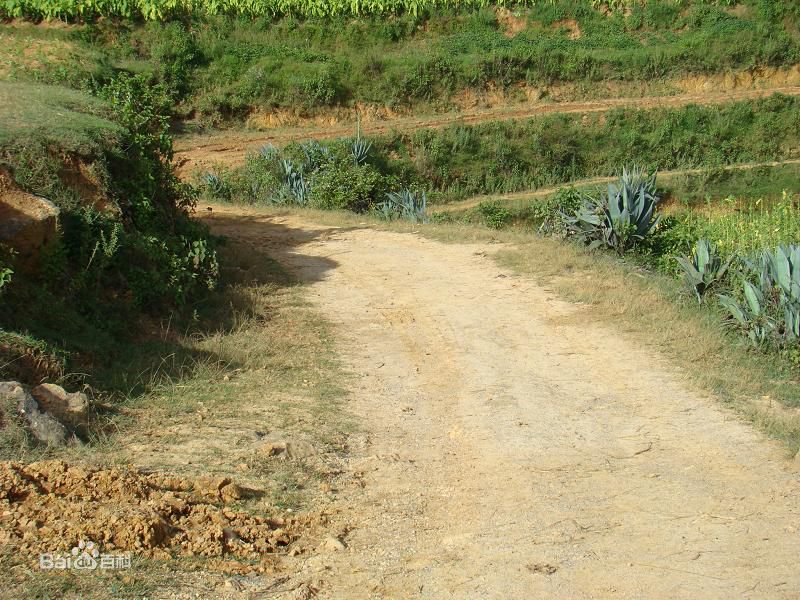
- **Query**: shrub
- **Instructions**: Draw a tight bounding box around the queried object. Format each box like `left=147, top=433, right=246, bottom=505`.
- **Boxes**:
left=99, top=73, right=218, bottom=309
left=309, top=161, right=390, bottom=212
left=530, top=186, right=583, bottom=234
left=478, top=201, right=512, bottom=230
left=0, top=267, right=11, bottom=293
left=237, top=153, right=283, bottom=204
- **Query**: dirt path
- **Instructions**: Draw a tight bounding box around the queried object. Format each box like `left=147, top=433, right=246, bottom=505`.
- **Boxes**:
left=175, top=86, right=800, bottom=174
left=206, top=205, right=800, bottom=599
left=432, top=159, right=800, bottom=214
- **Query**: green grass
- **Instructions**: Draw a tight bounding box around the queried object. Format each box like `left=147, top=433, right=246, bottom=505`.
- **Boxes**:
left=385, top=94, right=800, bottom=202
left=0, top=81, right=122, bottom=153
left=211, top=95, right=800, bottom=210
left=0, top=23, right=112, bottom=88
left=3, top=1, right=800, bottom=124
left=137, top=1, right=800, bottom=123
left=663, top=162, right=800, bottom=208
left=668, top=193, right=800, bottom=257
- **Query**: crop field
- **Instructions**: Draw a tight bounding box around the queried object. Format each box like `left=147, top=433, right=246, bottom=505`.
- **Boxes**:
left=2, top=1, right=800, bottom=597
left=0, top=0, right=755, bottom=20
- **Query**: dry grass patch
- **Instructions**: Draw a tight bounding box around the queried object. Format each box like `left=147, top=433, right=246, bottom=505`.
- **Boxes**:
left=0, top=229, right=354, bottom=597
left=491, top=237, right=800, bottom=453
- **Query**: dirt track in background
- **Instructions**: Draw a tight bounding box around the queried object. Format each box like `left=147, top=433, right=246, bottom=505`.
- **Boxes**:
left=204, top=205, right=800, bottom=599
left=432, top=159, right=800, bottom=214
left=175, top=85, right=800, bottom=175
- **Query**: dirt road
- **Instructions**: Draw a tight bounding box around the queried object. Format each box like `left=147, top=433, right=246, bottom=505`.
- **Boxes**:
left=432, top=159, right=800, bottom=215
left=206, top=206, right=800, bottom=599
left=175, top=86, right=800, bottom=174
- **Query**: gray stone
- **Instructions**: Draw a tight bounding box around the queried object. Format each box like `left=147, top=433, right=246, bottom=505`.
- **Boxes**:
left=259, top=439, right=316, bottom=459
left=1, top=381, right=68, bottom=446
left=31, top=383, right=89, bottom=430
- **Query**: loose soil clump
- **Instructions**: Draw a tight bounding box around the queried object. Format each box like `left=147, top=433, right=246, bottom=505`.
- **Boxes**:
left=0, top=461, right=304, bottom=564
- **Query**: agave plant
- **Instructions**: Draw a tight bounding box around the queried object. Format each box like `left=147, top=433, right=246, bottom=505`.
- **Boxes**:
left=351, top=135, right=372, bottom=166
left=202, top=171, right=231, bottom=201
left=378, top=189, right=428, bottom=223
left=762, top=244, right=800, bottom=339
left=300, top=140, right=331, bottom=172
left=719, top=281, right=776, bottom=346
left=619, top=164, right=658, bottom=203
left=718, top=244, right=800, bottom=345
left=676, top=239, right=734, bottom=303
left=565, top=166, right=660, bottom=255
left=259, top=143, right=279, bottom=160
left=281, top=159, right=310, bottom=205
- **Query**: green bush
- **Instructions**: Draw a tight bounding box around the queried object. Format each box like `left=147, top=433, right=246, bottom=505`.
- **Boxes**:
left=478, top=201, right=513, bottom=230
left=235, top=154, right=284, bottom=204
left=0, top=267, right=11, bottom=293
left=98, top=73, right=219, bottom=308
left=529, top=186, right=583, bottom=234
left=309, top=161, right=392, bottom=212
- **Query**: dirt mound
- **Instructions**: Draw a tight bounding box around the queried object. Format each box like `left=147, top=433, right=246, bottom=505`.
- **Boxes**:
left=496, top=8, right=527, bottom=38
left=0, top=461, right=303, bottom=565
left=0, top=168, right=60, bottom=273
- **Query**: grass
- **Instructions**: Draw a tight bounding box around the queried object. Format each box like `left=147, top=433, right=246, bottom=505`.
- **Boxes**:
left=0, top=551, right=172, bottom=600
left=0, top=81, right=121, bottom=153
left=389, top=94, right=800, bottom=203
left=0, top=23, right=111, bottom=88
left=3, top=1, right=800, bottom=125
left=104, top=228, right=351, bottom=500
left=663, top=162, right=800, bottom=209
left=205, top=95, right=800, bottom=212
left=668, top=192, right=800, bottom=257
left=0, top=220, right=354, bottom=596
left=432, top=162, right=800, bottom=233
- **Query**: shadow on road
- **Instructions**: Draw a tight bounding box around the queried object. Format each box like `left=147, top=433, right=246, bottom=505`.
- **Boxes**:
left=202, top=210, right=355, bottom=285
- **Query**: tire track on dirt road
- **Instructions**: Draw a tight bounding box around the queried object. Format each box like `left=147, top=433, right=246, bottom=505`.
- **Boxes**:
left=175, top=86, right=800, bottom=175
left=205, top=205, right=800, bottom=599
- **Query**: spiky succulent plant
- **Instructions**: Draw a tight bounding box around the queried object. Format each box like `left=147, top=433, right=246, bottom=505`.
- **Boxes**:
left=676, top=239, right=734, bottom=303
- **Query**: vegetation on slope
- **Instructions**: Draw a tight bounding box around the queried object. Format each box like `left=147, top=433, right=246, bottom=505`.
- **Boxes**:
left=0, top=78, right=218, bottom=387
left=0, top=0, right=762, bottom=21
left=2, top=1, right=800, bottom=125
left=200, top=95, right=800, bottom=209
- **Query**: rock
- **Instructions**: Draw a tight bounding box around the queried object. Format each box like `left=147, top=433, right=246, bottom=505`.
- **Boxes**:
left=223, top=578, right=244, bottom=591
left=259, top=440, right=316, bottom=460
left=30, top=383, right=89, bottom=430
left=194, top=476, right=233, bottom=499
left=220, top=482, right=245, bottom=501
left=260, top=441, right=287, bottom=457
left=0, top=169, right=60, bottom=273
left=1, top=381, right=68, bottom=446
left=319, top=535, right=346, bottom=552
